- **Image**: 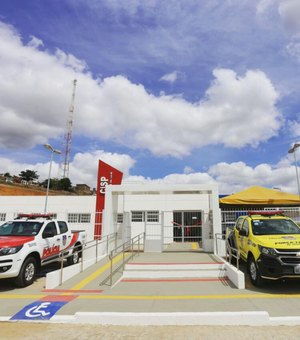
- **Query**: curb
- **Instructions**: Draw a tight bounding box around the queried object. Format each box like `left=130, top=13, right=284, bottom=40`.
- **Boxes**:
left=2, top=312, right=300, bottom=326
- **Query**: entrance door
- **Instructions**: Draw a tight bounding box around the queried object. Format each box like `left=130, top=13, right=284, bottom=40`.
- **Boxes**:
left=173, top=211, right=202, bottom=242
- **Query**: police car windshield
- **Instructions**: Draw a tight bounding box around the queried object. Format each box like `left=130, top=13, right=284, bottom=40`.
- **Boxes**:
left=0, top=221, right=43, bottom=236
left=252, top=219, right=300, bottom=235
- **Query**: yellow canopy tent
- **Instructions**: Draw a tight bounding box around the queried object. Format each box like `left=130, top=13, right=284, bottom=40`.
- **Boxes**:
left=220, top=186, right=300, bottom=206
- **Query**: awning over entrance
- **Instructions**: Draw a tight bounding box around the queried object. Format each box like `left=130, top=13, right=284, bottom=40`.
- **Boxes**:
left=220, top=186, right=300, bottom=206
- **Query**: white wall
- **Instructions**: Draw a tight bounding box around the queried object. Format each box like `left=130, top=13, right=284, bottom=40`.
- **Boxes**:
left=0, top=196, right=97, bottom=241
left=0, top=183, right=222, bottom=252
left=104, top=184, right=221, bottom=253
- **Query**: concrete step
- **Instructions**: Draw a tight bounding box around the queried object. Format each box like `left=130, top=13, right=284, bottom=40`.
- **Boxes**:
left=123, top=262, right=226, bottom=279
left=125, top=263, right=225, bottom=270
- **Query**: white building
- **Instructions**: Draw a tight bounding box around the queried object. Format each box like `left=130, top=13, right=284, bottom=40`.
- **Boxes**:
left=0, top=183, right=221, bottom=253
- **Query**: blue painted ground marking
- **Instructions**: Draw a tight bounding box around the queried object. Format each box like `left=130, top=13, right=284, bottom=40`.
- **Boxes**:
left=10, top=300, right=67, bottom=320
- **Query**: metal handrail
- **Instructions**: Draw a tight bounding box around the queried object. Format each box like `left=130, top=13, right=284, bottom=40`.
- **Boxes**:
left=225, top=239, right=240, bottom=271
left=214, top=232, right=240, bottom=270
left=43, top=232, right=118, bottom=285
left=104, top=232, right=145, bottom=286
left=214, top=232, right=224, bottom=255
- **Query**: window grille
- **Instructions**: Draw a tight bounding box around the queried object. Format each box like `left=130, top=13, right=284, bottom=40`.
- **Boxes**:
left=68, top=213, right=91, bottom=223
left=117, top=213, right=124, bottom=223
left=131, top=211, right=145, bottom=222
left=146, top=211, right=159, bottom=222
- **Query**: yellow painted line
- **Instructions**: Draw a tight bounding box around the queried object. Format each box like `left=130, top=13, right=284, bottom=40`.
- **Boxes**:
left=191, top=242, right=198, bottom=250
left=2, top=293, right=300, bottom=301
left=0, top=294, right=45, bottom=299
left=78, top=293, right=300, bottom=300
left=69, top=253, right=129, bottom=291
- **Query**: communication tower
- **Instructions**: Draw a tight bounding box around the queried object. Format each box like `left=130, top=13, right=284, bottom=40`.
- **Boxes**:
left=62, top=79, right=77, bottom=178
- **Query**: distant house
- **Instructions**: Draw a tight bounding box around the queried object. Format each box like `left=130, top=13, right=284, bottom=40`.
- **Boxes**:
left=5, top=176, right=13, bottom=183
left=13, top=176, right=22, bottom=184
left=74, top=184, right=92, bottom=195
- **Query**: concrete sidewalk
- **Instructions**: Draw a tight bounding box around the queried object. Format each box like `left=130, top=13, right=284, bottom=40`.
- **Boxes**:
left=2, top=246, right=300, bottom=325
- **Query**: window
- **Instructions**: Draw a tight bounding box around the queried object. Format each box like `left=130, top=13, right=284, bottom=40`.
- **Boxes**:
left=131, top=211, right=159, bottom=223
left=67, top=213, right=91, bottom=223
left=0, top=213, right=6, bottom=222
left=58, top=221, right=68, bottom=234
left=146, top=211, right=159, bottom=222
left=236, top=218, right=244, bottom=231
left=242, top=220, right=249, bottom=236
left=131, top=211, right=145, bottom=222
left=117, top=213, right=123, bottom=223
left=42, top=222, right=57, bottom=238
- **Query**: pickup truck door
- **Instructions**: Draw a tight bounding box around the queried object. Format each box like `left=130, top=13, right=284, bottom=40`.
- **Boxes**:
left=237, top=219, right=250, bottom=260
left=57, top=220, right=72, bottom=251
left=234, top=217, right=244, bottom=250
left=40, top=221, right=61, bottom=264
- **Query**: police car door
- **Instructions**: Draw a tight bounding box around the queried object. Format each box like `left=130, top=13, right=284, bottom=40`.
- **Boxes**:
left=41, top=221, right=60, bottom=264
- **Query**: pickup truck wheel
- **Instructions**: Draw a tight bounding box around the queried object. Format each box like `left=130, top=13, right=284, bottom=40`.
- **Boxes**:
left=67, top=248, right=80, bottom=265
left=15, top=257, right=37, bottom=287
left=248, top=256, right=264, bottom=287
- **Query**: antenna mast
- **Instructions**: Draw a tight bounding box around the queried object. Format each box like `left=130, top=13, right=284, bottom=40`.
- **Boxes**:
left=62, top=79, right=77, bottom=178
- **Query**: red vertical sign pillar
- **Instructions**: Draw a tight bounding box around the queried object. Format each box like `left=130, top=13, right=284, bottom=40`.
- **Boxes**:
left=94, top=160, right=123, bottom=239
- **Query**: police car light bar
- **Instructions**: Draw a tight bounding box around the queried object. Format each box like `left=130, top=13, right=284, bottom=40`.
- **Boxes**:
left=16, top=213, right=54, bottom=220
left=248, top=210, right=284, bottom=216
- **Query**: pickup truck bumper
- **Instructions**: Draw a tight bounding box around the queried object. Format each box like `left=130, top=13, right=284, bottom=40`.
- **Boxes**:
left=0, top=255, right=23, bottom=279
left=258, top=254, right=300, bottom=279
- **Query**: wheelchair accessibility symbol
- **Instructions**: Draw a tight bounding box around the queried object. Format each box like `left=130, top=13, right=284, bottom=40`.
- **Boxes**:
left=11, top=300, right=67, bottom=320
left=25, top=302, right=51, bottom=318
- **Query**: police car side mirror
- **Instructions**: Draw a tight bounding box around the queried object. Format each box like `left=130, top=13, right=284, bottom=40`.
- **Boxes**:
left=239, top=229, right=248, bottom=237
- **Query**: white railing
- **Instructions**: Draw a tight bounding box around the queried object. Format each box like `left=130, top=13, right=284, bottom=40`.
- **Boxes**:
left=44, top=232, right=118, bottom=286
left=105, top=232, right=145, bottom=286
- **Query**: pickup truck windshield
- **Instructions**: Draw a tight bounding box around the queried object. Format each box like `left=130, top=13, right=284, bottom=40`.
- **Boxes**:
left=252, top=219, right=300, bottom=235
left=0, top=221, right=43, bottom=236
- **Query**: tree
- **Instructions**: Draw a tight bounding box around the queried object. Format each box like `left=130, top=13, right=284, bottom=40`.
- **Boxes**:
left=57, top=178, right=72, bottom=191
left=41, top=177, right=72, bottom=191
left=19, top=170, right=39, bottom=182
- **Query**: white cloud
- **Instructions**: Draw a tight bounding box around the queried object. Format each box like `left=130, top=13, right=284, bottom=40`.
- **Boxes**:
left=208, top=160, right=298, bottom=194
left=55, top=49, right=88, bottom=73
left=69, top=150, right=135, bottom=187
left=286, top=41, right=300, bottom=62
left=287, top=119, right=300, bottom=137
left=160, top=71, right=184, bottom=83
left=278, top=0, right=300, bottom=33
left=124, top=158, right=300, bottom=195
left=256, top=0, right=275, bottom=15
left=0, top=150, right=135, bottom=188
left=76, top=69, right=281, bottom=156
left=183, top=166, right=194, bottom=174
left=0, top=156, right=60, bottom=184
left=1, top=151, right=300, bottom=195
left=28, top=35, right=44, bottom=49
left=0, top=22, right=282, bottom=157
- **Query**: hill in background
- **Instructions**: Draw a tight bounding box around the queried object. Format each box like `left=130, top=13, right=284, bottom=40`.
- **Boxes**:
left=0, top=183, right=73, bottom=196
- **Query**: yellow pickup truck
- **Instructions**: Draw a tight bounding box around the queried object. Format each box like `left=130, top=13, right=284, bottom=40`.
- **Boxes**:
left=226, top=211, right=300, bottom=286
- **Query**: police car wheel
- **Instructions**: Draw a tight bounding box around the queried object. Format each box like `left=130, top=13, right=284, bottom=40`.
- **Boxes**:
left=67, top=248, right=80, bottom=265
left=248, top=256, right=264, bottom=287
left=15, top=257, right=37, bottom=287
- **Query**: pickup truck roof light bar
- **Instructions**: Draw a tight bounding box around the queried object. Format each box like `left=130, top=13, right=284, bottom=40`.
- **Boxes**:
left=247, top=210, right=284, bottom=217
left=15, top=213, right=54, bottom=220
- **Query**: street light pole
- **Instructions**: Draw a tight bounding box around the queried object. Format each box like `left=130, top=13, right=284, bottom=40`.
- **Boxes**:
left=44, top=144, right=61, bottom=213
left=288, top=142, right=300, bottom=199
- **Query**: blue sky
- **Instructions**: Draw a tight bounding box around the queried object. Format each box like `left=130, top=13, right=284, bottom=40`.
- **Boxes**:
left=0, top=0, right=299, bottom=194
